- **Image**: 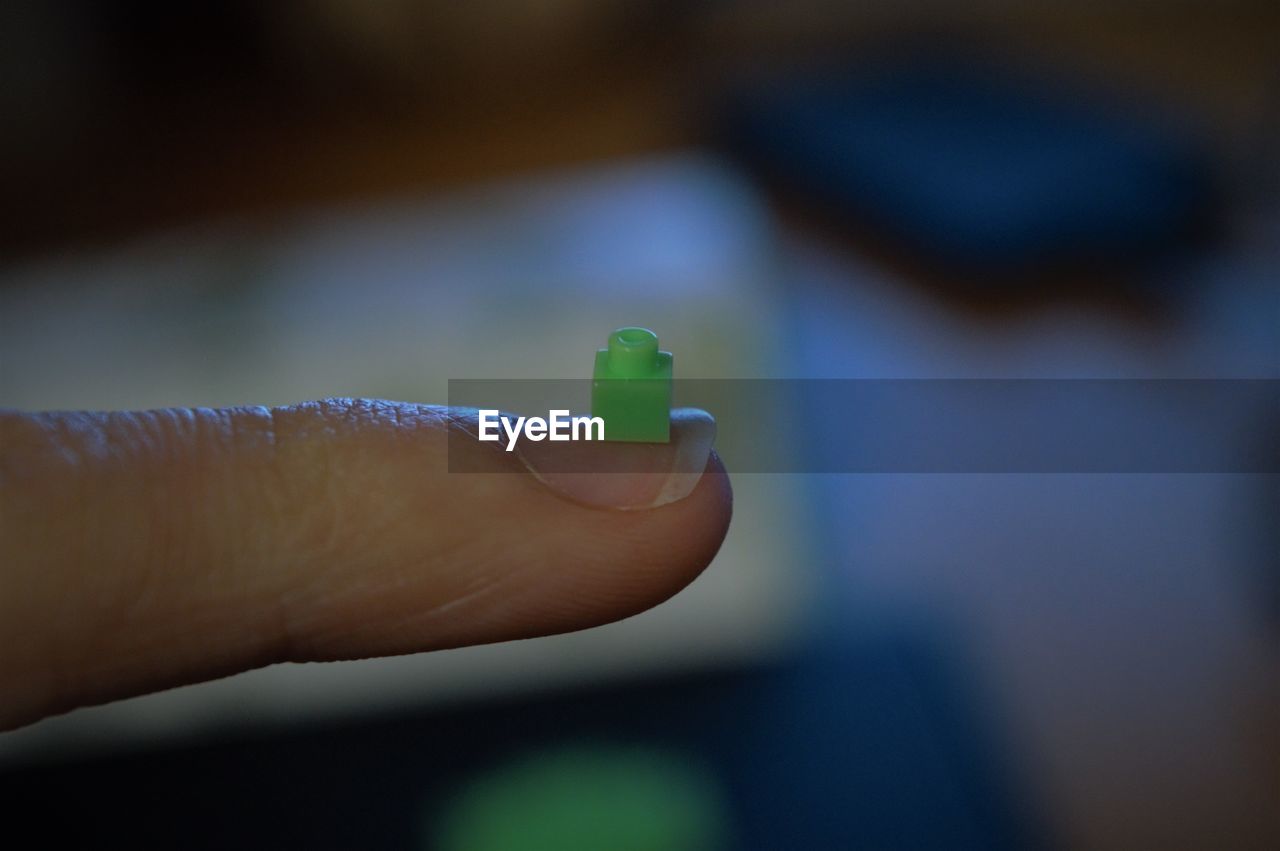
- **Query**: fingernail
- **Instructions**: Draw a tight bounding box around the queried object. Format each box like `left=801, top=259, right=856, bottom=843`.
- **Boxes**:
left=516, top=408, right=717, bottom=510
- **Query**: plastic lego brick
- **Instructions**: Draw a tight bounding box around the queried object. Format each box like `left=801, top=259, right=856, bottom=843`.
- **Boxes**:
left=591, top=327, right=673, bottom=443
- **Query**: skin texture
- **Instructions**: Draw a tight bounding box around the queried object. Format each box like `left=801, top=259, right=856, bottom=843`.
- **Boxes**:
left=0, top=400, right=732, bottom=730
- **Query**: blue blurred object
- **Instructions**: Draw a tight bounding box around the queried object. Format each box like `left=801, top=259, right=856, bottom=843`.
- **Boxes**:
left=720, top=56, right=1216, bottom=278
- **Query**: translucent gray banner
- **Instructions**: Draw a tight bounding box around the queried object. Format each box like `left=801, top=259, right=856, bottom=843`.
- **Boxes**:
left=447, top=379, right=1278, bottom=473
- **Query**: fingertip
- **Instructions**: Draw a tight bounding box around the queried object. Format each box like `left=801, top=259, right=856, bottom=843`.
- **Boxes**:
left=521, top=449, right=734, bottom=634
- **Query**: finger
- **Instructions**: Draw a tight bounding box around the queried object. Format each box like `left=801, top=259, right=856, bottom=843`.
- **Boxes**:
left=0, top=400, right=731, bottom=729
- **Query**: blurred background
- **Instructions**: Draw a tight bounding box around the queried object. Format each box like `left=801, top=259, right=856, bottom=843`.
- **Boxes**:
left=1, top=1, right=1277, bottom=849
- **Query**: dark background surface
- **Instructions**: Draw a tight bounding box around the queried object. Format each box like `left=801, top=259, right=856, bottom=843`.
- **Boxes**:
left=0, top=634, right=1039, bottom=850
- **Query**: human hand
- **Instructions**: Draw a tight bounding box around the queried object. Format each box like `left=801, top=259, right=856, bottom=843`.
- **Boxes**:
left=0, top=400, right=729, bottom=729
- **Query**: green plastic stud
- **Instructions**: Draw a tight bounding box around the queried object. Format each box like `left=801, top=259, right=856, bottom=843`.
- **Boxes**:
left=591, top=327, right=672, bottom=443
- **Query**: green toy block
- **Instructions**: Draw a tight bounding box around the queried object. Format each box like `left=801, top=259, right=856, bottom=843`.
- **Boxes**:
left=591, top=327, right=672, bottom=443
